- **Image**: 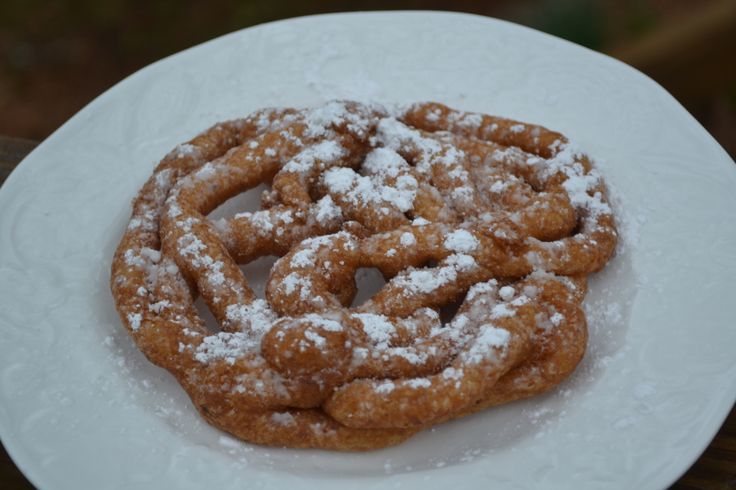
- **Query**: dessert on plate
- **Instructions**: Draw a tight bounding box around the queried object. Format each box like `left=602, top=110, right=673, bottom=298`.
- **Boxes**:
left=111, top=100, right=617, bottom=450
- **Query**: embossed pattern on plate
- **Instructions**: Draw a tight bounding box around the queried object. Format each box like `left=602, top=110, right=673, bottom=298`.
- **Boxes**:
left=0, top=11, right=735, bottom=490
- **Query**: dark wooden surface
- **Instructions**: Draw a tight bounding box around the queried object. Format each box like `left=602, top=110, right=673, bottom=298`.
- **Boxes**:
left=0, top=136, right=734, bottom=489
left=0, top=136, right=37, bottom=184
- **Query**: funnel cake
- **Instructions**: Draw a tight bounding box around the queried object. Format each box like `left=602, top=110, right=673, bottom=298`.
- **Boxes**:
left=111, top=101, right=617, bottom=450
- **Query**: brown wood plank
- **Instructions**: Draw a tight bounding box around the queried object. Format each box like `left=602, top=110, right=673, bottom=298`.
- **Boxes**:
left=608, top=0, right=736, bottom=104
left=0, top=135, right=37, bottom=185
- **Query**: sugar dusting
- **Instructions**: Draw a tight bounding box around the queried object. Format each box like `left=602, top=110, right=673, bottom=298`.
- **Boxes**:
left=114, top=91, right=635, bottom=475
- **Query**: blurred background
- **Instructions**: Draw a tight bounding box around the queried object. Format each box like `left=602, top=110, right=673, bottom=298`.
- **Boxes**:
left=0, top=0, right=735, bottom=157
left=1, top=1, right=735, bottom=489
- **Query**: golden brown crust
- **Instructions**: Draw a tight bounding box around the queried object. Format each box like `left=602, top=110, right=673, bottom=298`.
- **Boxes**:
left=110, top=101, right=617, bottom=450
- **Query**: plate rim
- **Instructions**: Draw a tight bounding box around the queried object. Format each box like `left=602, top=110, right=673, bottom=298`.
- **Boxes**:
left=0, top=9, right=734, bottom=490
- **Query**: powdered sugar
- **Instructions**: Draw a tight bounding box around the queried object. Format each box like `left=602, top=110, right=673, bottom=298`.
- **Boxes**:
left=194, top=332, right=252, bottom=365
left=223, top=299, right=277, bottom=339
left=464, top=324, right=510, bottom=364
left=549, top=312, right=565, bottom=326
left=362, top=147, right=408, bottom=179
left=400, top=232, right=416, bottom=246
left=394, top=268, right=454, bottom=295
left=353, top=313, right=396, bottom=349
left=173, top=143, right=198, bottom=158
left=374, top=380, right=396, bottom=394
left=498, top=286, right=515, bottom=301
left=323, top=163, right=418, bottom=214
left=444, top=230, right=479, bottom=253
left=300, top=313, right=343, bottom=332
left=282, top=139, right=346, bottom=174
left=466, top=280, right=498, bottom=301
left=270, top=412, right=296, bottom=426
left=445, top=254, right=476, bottom=271
left=127, top=313, right=142, bottom=331
left=510, top=123, right=526, bottom=133
left=442, top=367, right=464, bottom=380
left=115, top=99, right=625, bottom=458
left=281, top=273, right=314, bottom=301
left=405, top=378, right=432, bottom=389
left=394, top=253, right=478, bottom=295
left=537, top=141, right=612, bottom=218
left=314, top=195, right=342, bottom=225
left=302, top=100, right=374, bottom=138
left=303, top=329, right=327, bottom=349
left=290, top=250, right=317, bottom=268
left=148, top=300, right=171, bottom=314
left=375, top=117, right=442, bottom=166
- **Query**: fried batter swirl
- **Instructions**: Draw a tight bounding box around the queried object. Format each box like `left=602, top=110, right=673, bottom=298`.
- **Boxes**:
left=111, top=101, right=616, bottom=450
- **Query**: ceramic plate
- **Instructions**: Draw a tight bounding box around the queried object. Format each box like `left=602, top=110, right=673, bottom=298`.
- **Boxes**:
left=1, top=11, right=734, bottom=490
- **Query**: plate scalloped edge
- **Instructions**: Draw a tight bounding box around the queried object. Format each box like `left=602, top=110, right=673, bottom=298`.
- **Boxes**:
left=1, top=10, right=735, bottom=490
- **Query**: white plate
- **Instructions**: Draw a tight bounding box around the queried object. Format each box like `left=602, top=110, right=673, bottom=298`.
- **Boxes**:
left=1, top=11, right=735, bottom=490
